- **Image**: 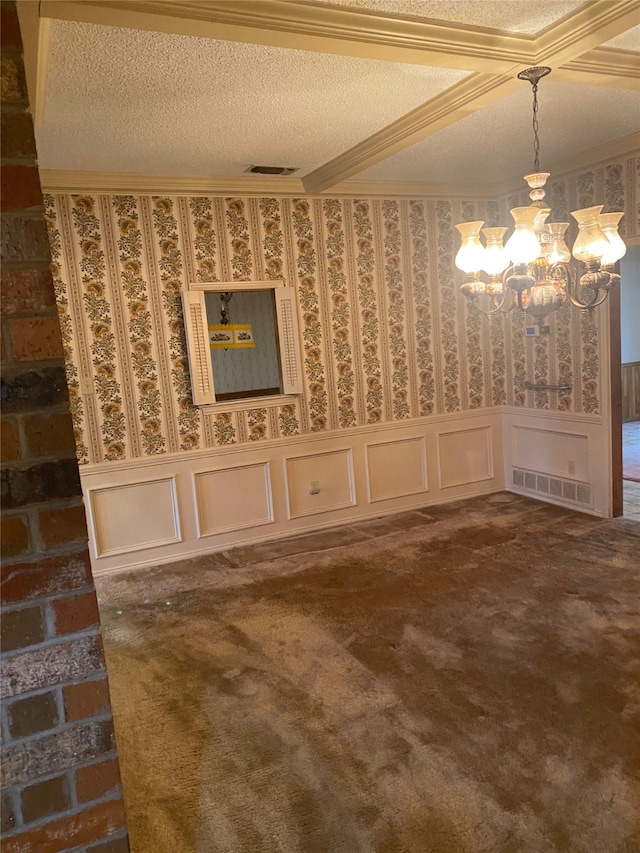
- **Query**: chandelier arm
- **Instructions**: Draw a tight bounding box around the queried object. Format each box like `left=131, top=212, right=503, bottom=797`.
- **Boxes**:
left=566, top=288, right=609, bottom=310
left=556, top=262, right=605, bottom=310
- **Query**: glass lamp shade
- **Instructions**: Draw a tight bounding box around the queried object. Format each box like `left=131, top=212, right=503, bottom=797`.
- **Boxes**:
left=481, top=227, right=509, bottom=275
left=505, top=207, right=541, bottom=265
left=599, top=211, right=626, bottom=265
left=543, top=222, right=571, bottom=264
left=455, top=221, right=486, bottom=273
left=570, top=205, right=610, bottom=263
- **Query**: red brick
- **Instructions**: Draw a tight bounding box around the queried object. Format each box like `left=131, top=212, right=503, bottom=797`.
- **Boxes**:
left=20, top=774, right=71, bottom=824
left=1, top=55, right=28, bottom=102
left=7, top=690, right=59, bottom=738
left=1, top=550, right=93, bottom=605
left=1, top=416, right=21, bottom=460
left=1, top=603, right=43, bottom=651
left=1, top=792, right=17, bottom=834
left=1, top=3, right=23, bottom=48
left=2, top=719, right=115, bottom=787
left=63, top=678, right=111, bottom=723
left=0, top=365, right=69, bottom=413
left=1, top=634, right=105, bottom=699
left=1, top=165, right=43, bottom=212
left=9, top=316, right=63, bottom=361
left=0, top=514, right=30, bottom=559
left=53, top=590, right=100, bottom=636
left=24, top=411, right=76, bottom=457
left=0, top=268, right=56, bottom=314
left=1, top=457, right=82, bottom=508
left=1, top=215, right=51, bottom=264
left=2, top=799, right=127, bottom=853
left=76, top=758, right=121, bottom=804
left=39, top=504, right=88, bottom=548
left=0, top=109, right=37, bottom=159
left=87, top=835, right=130, bottom=853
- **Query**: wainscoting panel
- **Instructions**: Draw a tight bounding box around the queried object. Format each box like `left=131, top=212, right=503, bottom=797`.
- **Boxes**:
left=365, top=436, right=427, bottom=503
left=502, top=408, right=608, bottom=516
left=285, top=448, right=355, bottom=519
left=79, top=410, right=505, bottom=575
left=87, top=477, right=181, bottom=558
left=512, top=426, right=589, bottom=482
left=194, top=462, right=273, bottom=538
left=437, top=426, right=493, bottom=489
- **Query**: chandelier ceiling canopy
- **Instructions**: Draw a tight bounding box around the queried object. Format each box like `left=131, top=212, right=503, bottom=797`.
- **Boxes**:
left=454, top=66, right=626, bottom=328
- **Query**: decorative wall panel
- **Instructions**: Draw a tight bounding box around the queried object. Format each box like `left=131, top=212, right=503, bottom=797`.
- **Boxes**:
left=366, top=436, right=427, bottom=503
left=87, top=477, right=180, bottom=557
left=194, top=461, right=273, bottom=537
left=512, top=426, right=589, bottom=481
left=285, top=448, right=355, bottom=519
left=44, top=154, right=639, bottom=468
left=437, top=426, right=493, bottom=489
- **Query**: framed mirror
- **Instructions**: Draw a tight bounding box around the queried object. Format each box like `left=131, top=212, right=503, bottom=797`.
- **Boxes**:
left=182, top=281, right=303, bottom=408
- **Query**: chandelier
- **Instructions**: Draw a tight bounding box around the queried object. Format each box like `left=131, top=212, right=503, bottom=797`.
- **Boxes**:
left=454, top=66, right=626, bottom=326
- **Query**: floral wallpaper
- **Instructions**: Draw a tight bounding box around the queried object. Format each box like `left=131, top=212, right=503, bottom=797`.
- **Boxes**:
left=44, top=154, right=639, bottom=465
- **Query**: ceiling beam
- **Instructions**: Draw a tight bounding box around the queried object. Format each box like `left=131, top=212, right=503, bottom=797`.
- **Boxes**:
left=302, top=72, right=521, bottom=194
left=39, top=0, right=533, bottom=73
left=555, top=48, right=640, bottom=90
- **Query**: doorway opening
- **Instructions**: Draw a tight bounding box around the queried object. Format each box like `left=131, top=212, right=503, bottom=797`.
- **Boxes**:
left=620, top=244, right=640, bottom=520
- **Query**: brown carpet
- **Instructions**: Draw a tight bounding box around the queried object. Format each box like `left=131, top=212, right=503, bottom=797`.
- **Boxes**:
left=97, top=493, right=640, bottom=853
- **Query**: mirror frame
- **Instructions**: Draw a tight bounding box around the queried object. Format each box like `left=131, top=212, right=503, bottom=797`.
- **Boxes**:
left=182, top=280, right=303, bottom=410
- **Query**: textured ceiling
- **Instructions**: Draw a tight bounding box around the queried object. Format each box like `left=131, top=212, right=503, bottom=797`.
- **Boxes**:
left=38, top=20, right=469, bottom=176
left=355, top=81, right=640, bottom=184
left=35, top=1, right=640, bottom=188
left=321, top=0, right=588, bottom=34
left=603, top=25, right=640, bottom=51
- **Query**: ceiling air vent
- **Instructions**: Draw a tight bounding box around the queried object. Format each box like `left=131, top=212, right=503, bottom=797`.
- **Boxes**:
left=246, top=165, right=298, bottom=175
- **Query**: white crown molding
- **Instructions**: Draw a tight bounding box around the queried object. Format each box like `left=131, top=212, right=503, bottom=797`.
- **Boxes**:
left=39, top=171, right=307, bottom=196
left=534, top=0, right=640, bottom=68
left=302, top=72, right=521, bottom=194
left=39, top=169, right=496, bottom=199
left=40, top=0, right=532, bottom=73
left=557, top=47, right=640, bottom=90
left=41, top=131, right=639, bottom=200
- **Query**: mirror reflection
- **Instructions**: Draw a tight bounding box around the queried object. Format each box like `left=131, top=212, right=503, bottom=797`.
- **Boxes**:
left=204, top=289, right=283, bottom=401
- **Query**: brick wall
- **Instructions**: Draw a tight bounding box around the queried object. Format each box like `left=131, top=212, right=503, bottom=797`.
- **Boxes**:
left=1, top=3, right=129, bottom=849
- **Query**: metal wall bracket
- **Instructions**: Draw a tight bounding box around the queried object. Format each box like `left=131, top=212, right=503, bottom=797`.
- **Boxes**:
left=524, top=381, right=572, bottom=392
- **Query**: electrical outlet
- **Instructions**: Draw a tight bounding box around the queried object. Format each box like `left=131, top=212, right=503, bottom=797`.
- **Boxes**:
left=309, top=481, right=320, bottom=495
left=80, top=376, right=95, bottom=395
left=568, top=460, right=576, bottom=476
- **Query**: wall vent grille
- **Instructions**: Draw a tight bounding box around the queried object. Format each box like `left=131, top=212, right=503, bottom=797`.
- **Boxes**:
left=512, top=468, right=591, bottom=508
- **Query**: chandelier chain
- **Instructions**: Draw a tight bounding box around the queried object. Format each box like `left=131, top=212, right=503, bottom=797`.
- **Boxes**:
left=532, top=80, right=540, bottom=172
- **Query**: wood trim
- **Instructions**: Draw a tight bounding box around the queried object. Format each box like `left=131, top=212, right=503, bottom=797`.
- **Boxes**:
left=39, top=169, right=497, bottom=198
left=16, top=1, right=51, bottom=130
left=534, top=0, right=640, bottom=67
left=39, top=0, right=532, bottom=72
left=556, top=47, right=640, bottom=90
left=40, top=130, right=640, bottom=197
left=609, top=278, right=623, bottom=516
